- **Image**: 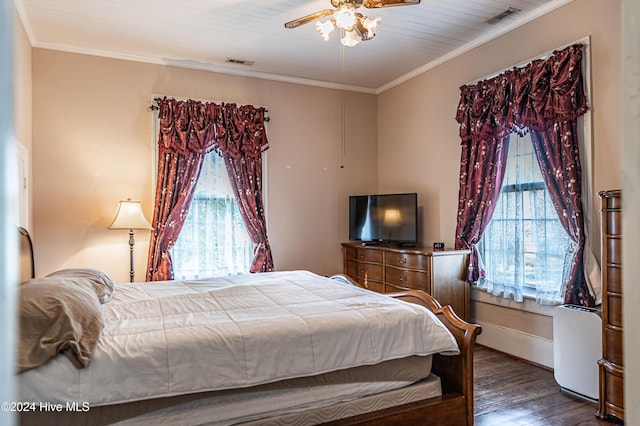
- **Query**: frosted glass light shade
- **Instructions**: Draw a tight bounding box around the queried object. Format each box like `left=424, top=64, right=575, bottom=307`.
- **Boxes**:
left=316, top=20, right=335, bottom=40
left=341, top=29, right=362, bottom=47
left=109, top=199, right=153, bottom=230
left=334, top=5, right=356, bottom=30
left=361, top=16, right=381, bottom=39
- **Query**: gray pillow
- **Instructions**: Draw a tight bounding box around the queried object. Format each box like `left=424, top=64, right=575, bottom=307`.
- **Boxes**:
left=18, top=278, right=105, bottom=372
left=46, top=268, right=115, bottom=303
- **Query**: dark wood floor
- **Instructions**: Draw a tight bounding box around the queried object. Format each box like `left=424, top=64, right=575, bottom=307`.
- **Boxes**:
left=474, top=345, right=616, bottom=425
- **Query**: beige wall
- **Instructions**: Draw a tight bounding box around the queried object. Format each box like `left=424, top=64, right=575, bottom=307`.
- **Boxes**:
left=31, top=52, right=377, bottom=282
left=378, top=0, right=621, bottom=364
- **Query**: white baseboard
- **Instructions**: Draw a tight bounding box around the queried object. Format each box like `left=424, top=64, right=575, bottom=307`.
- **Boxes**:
left=475, top=320, right=554, bottom=368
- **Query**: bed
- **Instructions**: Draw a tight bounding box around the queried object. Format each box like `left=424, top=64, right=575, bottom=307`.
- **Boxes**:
left=16, top=228, right=480, bottom=426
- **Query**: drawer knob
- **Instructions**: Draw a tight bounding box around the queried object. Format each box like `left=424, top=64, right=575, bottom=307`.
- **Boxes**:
left=399, top=257, right=407, bottom=264
left=399, top=275, right=407, bottom=282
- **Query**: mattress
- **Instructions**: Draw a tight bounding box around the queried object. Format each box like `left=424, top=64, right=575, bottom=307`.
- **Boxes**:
left=21, top=356, right=437, bottom=426
left=238, top=375, right=442, bottom=426
left=118, top=373, right=442, bottom=426
left=19, top=271, right=458, bottom=410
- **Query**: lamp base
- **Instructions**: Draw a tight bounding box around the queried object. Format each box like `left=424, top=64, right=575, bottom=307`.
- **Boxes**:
left=128, top=229, right=135, bottom=282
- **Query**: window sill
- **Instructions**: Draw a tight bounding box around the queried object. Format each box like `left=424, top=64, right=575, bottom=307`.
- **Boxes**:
left=470, top=285, right=558, bottom=317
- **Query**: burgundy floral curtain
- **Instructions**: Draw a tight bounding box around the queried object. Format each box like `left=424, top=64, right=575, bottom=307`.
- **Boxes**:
left=454, top=134, right=510, bottom=282
left=454, top=44, right=592, bottom=306
left=146, top=98, right=273, bottom=281
left=214, top=104, right=274, bottom=272
left=530, top=123, right=592, bottom=305
left=146, top=99, right=218, bottom=281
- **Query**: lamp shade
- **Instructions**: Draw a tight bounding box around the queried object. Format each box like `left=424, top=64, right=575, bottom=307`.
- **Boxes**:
left=109, top=199, right=153, bottom=230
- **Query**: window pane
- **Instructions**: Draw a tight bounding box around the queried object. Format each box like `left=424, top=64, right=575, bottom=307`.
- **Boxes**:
left=170, top=152, right=255, bottom=280
left=478, top=132, right=571, bottom=303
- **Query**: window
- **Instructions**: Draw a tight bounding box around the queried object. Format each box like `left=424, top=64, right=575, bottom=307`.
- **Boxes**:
left=170, top=152, right=255, bottom=280
left=478, top=132, right=572, bottom=304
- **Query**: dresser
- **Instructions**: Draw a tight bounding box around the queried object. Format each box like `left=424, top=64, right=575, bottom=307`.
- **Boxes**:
left=596, top=190, right=623, bottom=422
left=342, top=242, right=470, bottom=321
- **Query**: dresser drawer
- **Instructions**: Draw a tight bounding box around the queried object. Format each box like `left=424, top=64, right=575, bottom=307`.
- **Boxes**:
left=606, top=265, right=622, bottom=294
left=607, top=295, right=623, bottom=327
left=606, top=237, right=622, bottom=265
left=360, top=280, right=384, bottom=293
left=355, top=262, right=383, bottom=283
left=352, top=247, right=383, bottom=263
left=605, top=209, right=622, bottom=235
left=605, top=327, right=624, bottom=366
left=385, top=282, right=410, bottom=293
left=602, top=366, right=624, bottom=414
left=345, top=246, right=358, bottom=261
left=385, top=267, right=428, bottom=291
left=385, top=252, right=429, bottom=270
left=346, top=259, right=358, bottom=278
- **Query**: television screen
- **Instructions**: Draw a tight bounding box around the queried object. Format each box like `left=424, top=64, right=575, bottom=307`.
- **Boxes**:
left=349, top=193, right=417, bottom=245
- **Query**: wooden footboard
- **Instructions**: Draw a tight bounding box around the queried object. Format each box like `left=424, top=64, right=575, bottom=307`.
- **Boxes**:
left=326, top=282, right=481, bottom=426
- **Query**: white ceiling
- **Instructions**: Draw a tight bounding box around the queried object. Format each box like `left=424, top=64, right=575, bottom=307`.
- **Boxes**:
left=15, top=0, right=571, bottom=93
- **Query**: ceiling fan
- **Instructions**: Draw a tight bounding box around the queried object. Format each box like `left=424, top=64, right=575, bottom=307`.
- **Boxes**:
left=285, top=0, right=421, bottom=47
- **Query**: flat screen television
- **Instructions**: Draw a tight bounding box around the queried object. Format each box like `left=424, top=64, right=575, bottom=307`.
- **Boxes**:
left=349, top=193, right=418, bottom=246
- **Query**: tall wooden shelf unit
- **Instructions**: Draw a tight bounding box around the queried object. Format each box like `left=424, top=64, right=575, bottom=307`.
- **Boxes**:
left=596, top=190, right=624, bottom=422
left=342, top=242, right=470, bottom=322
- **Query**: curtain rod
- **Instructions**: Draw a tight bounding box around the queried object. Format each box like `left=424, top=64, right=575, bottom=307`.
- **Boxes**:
left=148, top=97, right=270, bottom=122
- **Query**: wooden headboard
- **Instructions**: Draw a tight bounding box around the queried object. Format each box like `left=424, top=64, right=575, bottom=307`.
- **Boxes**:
left=19, top=227, right=35, bottom=283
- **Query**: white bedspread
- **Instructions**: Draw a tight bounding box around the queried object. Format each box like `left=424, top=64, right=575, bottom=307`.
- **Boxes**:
left=19, top=270, right=459, bottom=406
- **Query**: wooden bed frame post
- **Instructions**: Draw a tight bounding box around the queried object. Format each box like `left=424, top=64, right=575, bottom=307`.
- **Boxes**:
left=328, top=288, right=481, bottom=426
left=388, top=291, right=480, bottom=426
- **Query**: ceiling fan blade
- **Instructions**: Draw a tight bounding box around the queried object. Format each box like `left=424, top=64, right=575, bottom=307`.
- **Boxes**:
left=363, top=0, right=420, bottom=8
left=284, top=9, right=335, bottom=29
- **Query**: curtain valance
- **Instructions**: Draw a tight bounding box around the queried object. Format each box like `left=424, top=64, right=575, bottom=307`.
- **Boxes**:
left=157, top=99, right=218, bottom=155
left=214, top=103, right=270, bottom=159
left=456, top=44, right=588, bottom=144
left=156, top=97, right=269, bottom=157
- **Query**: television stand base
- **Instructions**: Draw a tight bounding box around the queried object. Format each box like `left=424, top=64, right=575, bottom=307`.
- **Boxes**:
left=360, top=241, right=385, bottom=246
left=359, top=241, right=416, bottom=248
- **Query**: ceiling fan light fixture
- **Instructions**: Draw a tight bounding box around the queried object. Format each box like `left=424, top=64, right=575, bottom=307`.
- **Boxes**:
left=316, top=20, right=336, bottom=40
left=285, top=0, right=420, bottom=46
